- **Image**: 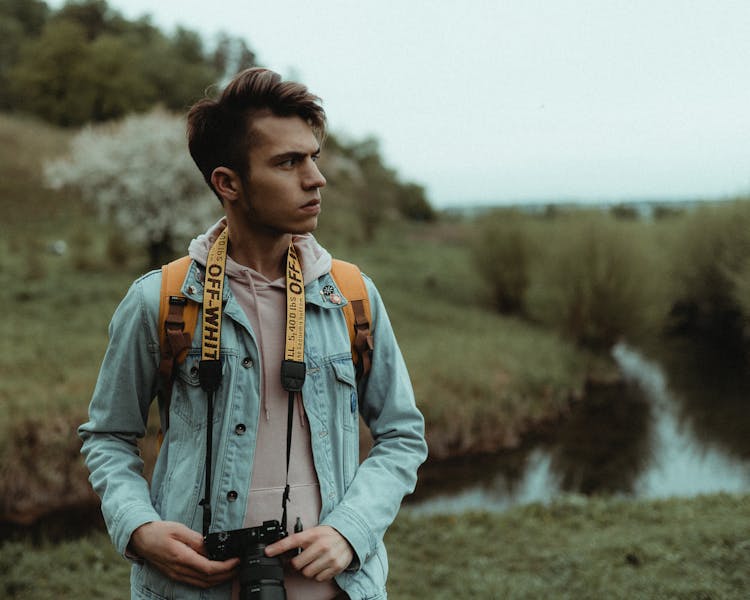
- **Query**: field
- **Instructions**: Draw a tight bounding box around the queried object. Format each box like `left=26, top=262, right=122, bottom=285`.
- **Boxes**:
left=2, top=114, right=750, bottom=598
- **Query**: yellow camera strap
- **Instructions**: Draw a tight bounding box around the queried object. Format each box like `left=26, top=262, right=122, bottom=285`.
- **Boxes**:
left=280, top=240, right=306, bottom=531
left=198, top=227, right=228, bottom=536
left=198, top=229, right=306, bottom=536
left=281, top=241, right=306, bottom=391
left=201, top=228, right=228, bottom=364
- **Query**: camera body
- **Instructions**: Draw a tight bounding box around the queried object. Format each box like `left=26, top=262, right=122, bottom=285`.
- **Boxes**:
left=205, top=520, right=289, bottom=600
left=205, top=519, right=288, bottom=560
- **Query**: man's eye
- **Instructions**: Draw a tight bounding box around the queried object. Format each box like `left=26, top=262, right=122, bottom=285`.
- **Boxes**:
left=279, top=159, right=296, bottom=167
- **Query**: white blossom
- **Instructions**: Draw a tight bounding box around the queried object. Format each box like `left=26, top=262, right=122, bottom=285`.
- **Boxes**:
left=45, top=108, right=219, bottom=251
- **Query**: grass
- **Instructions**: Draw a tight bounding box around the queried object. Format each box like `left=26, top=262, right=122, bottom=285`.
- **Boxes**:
left=388, top=492, right=750, bottom=599
left=2, top=492, right=748, bottom=598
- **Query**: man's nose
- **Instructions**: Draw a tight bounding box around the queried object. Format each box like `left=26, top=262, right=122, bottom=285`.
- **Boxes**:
left=303, top=159, right=326, bottom=189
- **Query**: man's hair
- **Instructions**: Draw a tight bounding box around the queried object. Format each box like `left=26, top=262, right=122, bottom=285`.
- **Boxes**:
left=187, top=67, right=326, bottom=201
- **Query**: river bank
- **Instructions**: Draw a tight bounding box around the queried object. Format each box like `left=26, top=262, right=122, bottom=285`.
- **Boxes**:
left=3, top=492, right=748, bottom=599
left=410, top=342, right=750, bottom=515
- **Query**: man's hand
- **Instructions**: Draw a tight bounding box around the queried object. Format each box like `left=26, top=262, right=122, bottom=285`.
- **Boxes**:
left=265, top=525, right=354, bottom=582
left=129, top=521, right=239, bottom=589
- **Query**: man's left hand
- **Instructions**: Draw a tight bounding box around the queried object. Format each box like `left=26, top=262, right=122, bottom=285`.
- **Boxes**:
left=265, top=525, right=354, bottom=582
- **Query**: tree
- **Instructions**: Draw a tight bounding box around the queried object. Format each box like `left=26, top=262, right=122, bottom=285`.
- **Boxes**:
left=212, top=32, right=257, bottom=84
left=396, top=182, right=435, bottom=222
left=0, top=0, right=49, bottom=108
left=52, top=0, right=110, bottom=40
left=4, top=0, right=245, bottom=126
left=348, top=137, right=398, bottom=241
left=0, top=0, right=48, bottom=35
left=8, top=19, right=94, bottom=126
left=44, top=109, right=220, bottom=267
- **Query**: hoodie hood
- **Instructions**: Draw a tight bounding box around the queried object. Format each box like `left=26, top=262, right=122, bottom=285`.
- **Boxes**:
left=187, top=218, right=332, bottom=285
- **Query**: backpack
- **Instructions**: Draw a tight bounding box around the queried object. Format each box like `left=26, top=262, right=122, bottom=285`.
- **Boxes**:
left=156, top=255, right=374, bottom=436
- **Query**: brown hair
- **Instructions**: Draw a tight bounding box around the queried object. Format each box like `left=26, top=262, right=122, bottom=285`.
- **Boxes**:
left=187, top=67, right=326, bottom=201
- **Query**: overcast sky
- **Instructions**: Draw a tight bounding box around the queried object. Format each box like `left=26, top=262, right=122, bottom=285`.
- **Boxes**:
left=49, top=0, right=750, bottom=207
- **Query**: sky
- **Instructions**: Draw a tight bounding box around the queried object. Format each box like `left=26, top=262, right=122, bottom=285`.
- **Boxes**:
left=49, top=0, right=750, bottom=208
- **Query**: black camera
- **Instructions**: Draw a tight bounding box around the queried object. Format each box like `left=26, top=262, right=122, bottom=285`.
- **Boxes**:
left=205, top=520, right=289, bottom=600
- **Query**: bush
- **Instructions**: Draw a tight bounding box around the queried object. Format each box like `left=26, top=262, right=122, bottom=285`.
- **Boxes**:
left=470, top=211, right=533, bottom=314
left=44, top=108, right=221, bottom=267
left=666, top=199, right=750, bottom=346
left=526, top=213, right=655, bottom=349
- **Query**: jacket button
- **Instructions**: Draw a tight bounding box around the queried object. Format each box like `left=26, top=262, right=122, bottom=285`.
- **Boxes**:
left=235, top=424, right=246, bottom=435
left=242, top=357, right=253, bottom=368
left=227, top=491, right=238, bottom=502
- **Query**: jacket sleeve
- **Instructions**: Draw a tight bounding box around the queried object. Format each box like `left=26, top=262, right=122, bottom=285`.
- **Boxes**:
left=78, top=272, right=163, bottom=556
left=321, top=275, right=428, bottom=568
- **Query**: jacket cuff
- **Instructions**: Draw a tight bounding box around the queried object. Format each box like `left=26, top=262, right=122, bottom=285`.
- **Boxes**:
left=111, top=501, right=162, bottom=558
left=321, top=503, right=376, bottom=572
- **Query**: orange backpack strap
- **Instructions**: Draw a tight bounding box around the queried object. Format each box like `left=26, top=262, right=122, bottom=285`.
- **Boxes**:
left=157, top=256, right=199, bottom=433
left=331, top=259, right=374, bottom=378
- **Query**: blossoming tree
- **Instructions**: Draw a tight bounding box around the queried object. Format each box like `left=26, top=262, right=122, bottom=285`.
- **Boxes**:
left=45, top=108, right=219, bottom=266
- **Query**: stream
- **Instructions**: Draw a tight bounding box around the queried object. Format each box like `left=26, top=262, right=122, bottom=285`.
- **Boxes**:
left=407, top=342, right=750, bottom=515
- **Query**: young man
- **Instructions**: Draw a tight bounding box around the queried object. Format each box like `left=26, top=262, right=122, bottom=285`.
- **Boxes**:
left=78, top=68, right=427, bottom=600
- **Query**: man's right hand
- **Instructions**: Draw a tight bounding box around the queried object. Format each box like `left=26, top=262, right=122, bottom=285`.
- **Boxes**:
left=129, top=521, right=239, bottom=589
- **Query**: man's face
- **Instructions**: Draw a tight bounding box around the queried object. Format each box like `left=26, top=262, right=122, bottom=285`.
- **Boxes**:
left=238, top=113, right=326, bottom=237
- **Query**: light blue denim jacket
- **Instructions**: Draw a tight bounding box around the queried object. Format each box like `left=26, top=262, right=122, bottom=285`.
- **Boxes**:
left=79, top=259, right=427, bottom=600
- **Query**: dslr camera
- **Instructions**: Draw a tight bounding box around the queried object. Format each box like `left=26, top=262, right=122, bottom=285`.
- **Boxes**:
left=205, top=519, right=290, bottom=600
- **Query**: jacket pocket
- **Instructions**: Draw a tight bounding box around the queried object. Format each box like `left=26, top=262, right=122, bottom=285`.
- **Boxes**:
left=330, top=358, right=359, bottom=485
left=171, top=351, right=230, bottom=431
left=331, top=358, right=358, bottom=432
left=131, top=562, right=173, bottom=599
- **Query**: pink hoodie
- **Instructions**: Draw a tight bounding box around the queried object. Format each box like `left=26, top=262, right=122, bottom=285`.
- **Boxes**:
left=188, top=219, right=341, bottom=600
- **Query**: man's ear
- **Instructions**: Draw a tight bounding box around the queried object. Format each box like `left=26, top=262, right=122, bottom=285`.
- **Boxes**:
left=211, top=167, right=242, bottom=204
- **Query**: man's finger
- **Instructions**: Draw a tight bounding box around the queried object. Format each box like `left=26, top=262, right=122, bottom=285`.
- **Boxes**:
left=172, top=524, right=207, bottom=555
left=265, top=531, right=305, bottom=557
left=182, top=553, right=240, bottom=576
left=313, top=567, right=338, bottom=582
left=160, top=557, right=239, bottom=587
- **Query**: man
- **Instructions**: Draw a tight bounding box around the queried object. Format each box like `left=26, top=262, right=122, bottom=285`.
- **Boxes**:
left=78, top=67, right=427, bottom=600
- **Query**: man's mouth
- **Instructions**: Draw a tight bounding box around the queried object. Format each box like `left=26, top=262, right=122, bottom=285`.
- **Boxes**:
left=301, top=198, right=321, bottom=213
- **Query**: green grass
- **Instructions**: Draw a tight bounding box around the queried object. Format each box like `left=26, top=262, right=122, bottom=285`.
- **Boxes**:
left=388, top=493, right=750, bottom=599
left=3, top=493, right=748, bottom=599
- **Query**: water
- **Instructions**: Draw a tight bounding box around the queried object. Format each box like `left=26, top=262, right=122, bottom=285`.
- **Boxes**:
left=408, top=342, right=750, bottom=515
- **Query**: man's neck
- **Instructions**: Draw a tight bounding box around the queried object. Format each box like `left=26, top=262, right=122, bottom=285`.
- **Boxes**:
left=226, top=226, right=292, bottom=281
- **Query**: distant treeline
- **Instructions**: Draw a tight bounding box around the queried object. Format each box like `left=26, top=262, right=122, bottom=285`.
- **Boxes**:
left=0, top=0, right=256, bottom=125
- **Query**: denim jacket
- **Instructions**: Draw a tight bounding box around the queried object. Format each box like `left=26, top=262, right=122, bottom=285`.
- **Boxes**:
left=79, top=259, right=427, bottom=600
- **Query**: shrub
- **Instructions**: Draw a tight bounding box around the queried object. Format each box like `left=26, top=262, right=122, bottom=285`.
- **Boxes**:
left=666, top=199, right=750, bottom=345
left=470, top=211, right=534, bottom=314
left=526, top=213, right=655, bottom=349
left=44, top=108, right=220, bottom=267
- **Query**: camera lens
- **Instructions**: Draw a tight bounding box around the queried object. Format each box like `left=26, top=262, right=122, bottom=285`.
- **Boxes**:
left=238, top=543, right=286, bottom=600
